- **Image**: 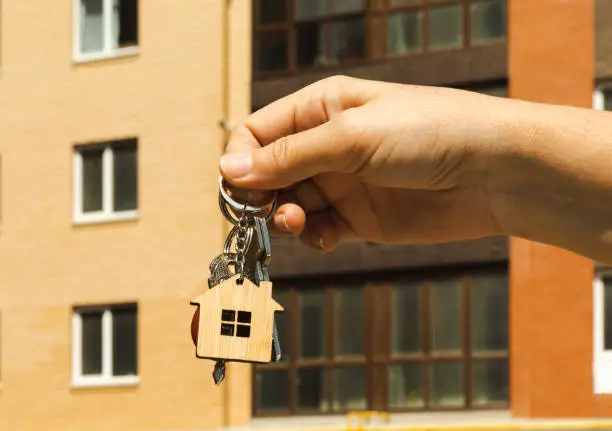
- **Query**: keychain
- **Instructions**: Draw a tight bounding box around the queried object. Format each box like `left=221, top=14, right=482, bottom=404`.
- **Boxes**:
left=190, top=177, right=283, bottom=385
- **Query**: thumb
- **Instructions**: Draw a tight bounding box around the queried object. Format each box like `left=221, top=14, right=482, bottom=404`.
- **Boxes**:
left=220, top=119, right=359, bottom=189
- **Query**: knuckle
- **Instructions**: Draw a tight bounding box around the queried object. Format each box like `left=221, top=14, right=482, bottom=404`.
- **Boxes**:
left=321, top=74, right=352, bottom=88
left=329, top=112, right=368, bottom=171
left=270, top=136, right=291, bottom=170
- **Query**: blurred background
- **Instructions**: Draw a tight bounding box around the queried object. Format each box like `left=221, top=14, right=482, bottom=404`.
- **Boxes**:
left=0, top=0, right=609, bottom=430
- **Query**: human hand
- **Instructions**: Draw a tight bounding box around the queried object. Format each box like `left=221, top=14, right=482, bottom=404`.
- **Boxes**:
left=220, top=76, right=510, bottom=251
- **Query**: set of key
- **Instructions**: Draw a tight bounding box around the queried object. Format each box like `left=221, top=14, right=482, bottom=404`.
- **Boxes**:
left=190, top=177, right=282, bottom=385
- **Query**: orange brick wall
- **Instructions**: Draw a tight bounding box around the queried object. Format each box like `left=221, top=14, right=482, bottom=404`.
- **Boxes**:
left=0, top=1, right=253, bottom=430
left=508, top=0, right=612, bottom=417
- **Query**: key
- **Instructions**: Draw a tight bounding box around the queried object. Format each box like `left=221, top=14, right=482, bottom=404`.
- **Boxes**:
left=253, top=216, right=282, bottom=362
left=212, top=359, right=226, bottom=385
left=254, top=216, right=272, bottom=267
left=191, top=178, right=283, bottom=384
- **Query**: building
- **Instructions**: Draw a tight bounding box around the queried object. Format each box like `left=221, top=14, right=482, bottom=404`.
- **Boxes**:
left=0, top=1, right=253, bottom=430
left=253, top=0, right=612, bottom=422
left=1, top=1, right=612, bottom=431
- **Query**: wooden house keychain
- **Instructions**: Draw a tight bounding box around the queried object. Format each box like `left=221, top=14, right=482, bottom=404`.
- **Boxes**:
left=190, top=177, right=283, bottom=384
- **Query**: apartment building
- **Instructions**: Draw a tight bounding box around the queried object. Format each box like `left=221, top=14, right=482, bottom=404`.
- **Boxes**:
left=1, top=1, right=612, bottom=431
left=0, top=1, right=253, bottom=430
left=252, top=0, right=612, bottom=421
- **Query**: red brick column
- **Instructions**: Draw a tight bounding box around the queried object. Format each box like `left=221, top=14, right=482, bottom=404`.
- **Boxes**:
left=508, top=0, right=599, bottom=417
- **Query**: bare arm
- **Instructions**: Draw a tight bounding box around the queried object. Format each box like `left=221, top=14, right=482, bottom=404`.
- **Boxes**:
left=486, top=98, right=612, bottom=263
left=220, top=76, right=612, bottom=264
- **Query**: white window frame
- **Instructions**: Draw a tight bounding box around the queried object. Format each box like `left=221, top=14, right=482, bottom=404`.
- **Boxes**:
left=593, top=82, right=612, bottom=111
left=594, top=276, right=612, bottom=393
left=71, top=306, right=139, bottom=388
left=73, top=142, right=138, bottom=225
left=73, top=0, right=139, bottom=63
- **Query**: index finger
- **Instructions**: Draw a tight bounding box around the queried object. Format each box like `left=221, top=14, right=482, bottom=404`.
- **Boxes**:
left=226, top=75, right=380, bottom=155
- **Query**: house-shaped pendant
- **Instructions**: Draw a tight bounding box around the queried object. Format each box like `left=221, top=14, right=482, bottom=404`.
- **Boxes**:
left=190, top=274, right=284, bottom=364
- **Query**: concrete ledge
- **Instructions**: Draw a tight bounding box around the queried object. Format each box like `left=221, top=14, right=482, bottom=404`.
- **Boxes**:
left=215, top=412, right=612, bottom=431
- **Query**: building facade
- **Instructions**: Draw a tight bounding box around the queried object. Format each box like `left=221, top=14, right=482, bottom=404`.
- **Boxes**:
left=0, top=0, right=253, bottom=430
left=2, top=1, right=612, bottom=431
left=252, top=0, right=612, bottom=421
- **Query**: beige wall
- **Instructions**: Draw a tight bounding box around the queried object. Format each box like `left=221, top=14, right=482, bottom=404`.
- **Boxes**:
left=0, top=0, right=252, bottom=430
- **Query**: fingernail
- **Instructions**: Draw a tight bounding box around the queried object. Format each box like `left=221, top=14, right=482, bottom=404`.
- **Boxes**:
left=318, top=237, right=325, bottom=250
left=220, top=153, right=252, bottom=179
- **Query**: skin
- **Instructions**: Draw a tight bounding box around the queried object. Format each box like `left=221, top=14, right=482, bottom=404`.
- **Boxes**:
left=219, top=75, right=612, bottom=264
left=192, top=75, right=612, bottom=344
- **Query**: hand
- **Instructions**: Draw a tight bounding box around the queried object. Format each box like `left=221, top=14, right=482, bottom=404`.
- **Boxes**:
left=220, top=76, right=508, bottom=251
left=220, top=75, right=612, bottom=264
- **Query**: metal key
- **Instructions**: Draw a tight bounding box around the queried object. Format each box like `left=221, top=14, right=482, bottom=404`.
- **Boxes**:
left=199, top=178, right=281, bottom=384
left=253, top=216, right=282, bottom=362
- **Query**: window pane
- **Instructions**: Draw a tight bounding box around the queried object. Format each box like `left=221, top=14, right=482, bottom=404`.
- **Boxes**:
left=388, top=11, right=422, bottom=55
left=604, top=280, right=612, bottom=350
left=300, top=290, right=325, bottom=358
left=430, top=362, right=463, bottom=406
left=112, top=0, right=138, bottom=48
left=256, top=0, right=287, bottom=24
left=298, top=368, right=328, bottom=411
left=81, top=311, right=103, bottom=375
left=330, top=18, right=365, bottom=63
left=333, top=0, right=366, bottom=15
left=255, top=30, right=288, bottom=71
left=296, top=0, right=326, bottom=20
left=331, top=366, right=366, bottom=411
left=392, top=282, right=421, bottom=354
left=256, top=371, right=289, bottom=411
left=604, top=89, right=612, bottom=112
left=390, top=0, right=421, bottom=5
left=297, top=22, right=326, bottom=67
left=470, top=273, right=508, bottom=352
left=81, top=148, right=104, bottom=213
left=112, top=306, right=137, bottom=376
left=470, top=0, right=506, bottom=44
left=297, top=18, right=368, bottom=67
left=113, top=141, right=138, bottom=212
left=472, top=359, right=509, bottom=405
left=273, top=290, right=291, bottom=362
left=431, top=278, right=461, bottom=353
left=477, top=86, right=508, bottom=97
left=428, top=5, right=462, bottom=50
left=335, top=286, right=364, bottom=356
left=388, top=363, right=424, bottom=408
left=80, top=0, right=104, bottom=54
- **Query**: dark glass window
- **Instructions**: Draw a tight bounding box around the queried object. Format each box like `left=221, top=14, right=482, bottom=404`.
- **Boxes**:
left=253, top=267, right=509, bottom=415
left=76, top=138, right=138, bottom=216
left=256, top=30, right=288, bottom=71
left=253, top=0, right=507, bottom=75
left=76, top=304, right=138, bottom=379
left=470, top=0, right=506, bottom=44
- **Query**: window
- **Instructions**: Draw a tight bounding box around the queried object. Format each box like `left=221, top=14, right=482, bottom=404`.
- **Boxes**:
left=73, top=138, right=138, bottom=224
left=460, top=82, right=507, bottom=97
left=593, top=84, right=612, bottom=112
left=71, top=303, right=138, bottom=387
left=253, top=267, right=509, bottom=415
left=74, top=0, right=139, bottom=61
left=470, top=0, right=506, bottom=44
left=594, top=275, right=612, bottom=393
left=253, top=0, right=507, bottom=76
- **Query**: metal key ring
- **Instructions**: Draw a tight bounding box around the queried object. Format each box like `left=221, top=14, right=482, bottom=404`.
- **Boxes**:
left=223, top=224, right=254, bottom=255
left=218, top=176, right=278, bottom=224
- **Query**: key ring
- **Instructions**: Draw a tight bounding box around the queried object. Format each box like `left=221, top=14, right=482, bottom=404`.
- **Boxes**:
left=218, top=176, right=278, bottom=224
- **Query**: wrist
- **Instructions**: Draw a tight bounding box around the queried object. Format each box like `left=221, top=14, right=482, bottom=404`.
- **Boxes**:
left=483, top=97, right=612, bottom=262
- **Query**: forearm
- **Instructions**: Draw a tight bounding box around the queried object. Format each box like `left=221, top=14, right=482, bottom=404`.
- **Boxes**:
left=487, top=98, right=612, bottom=263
